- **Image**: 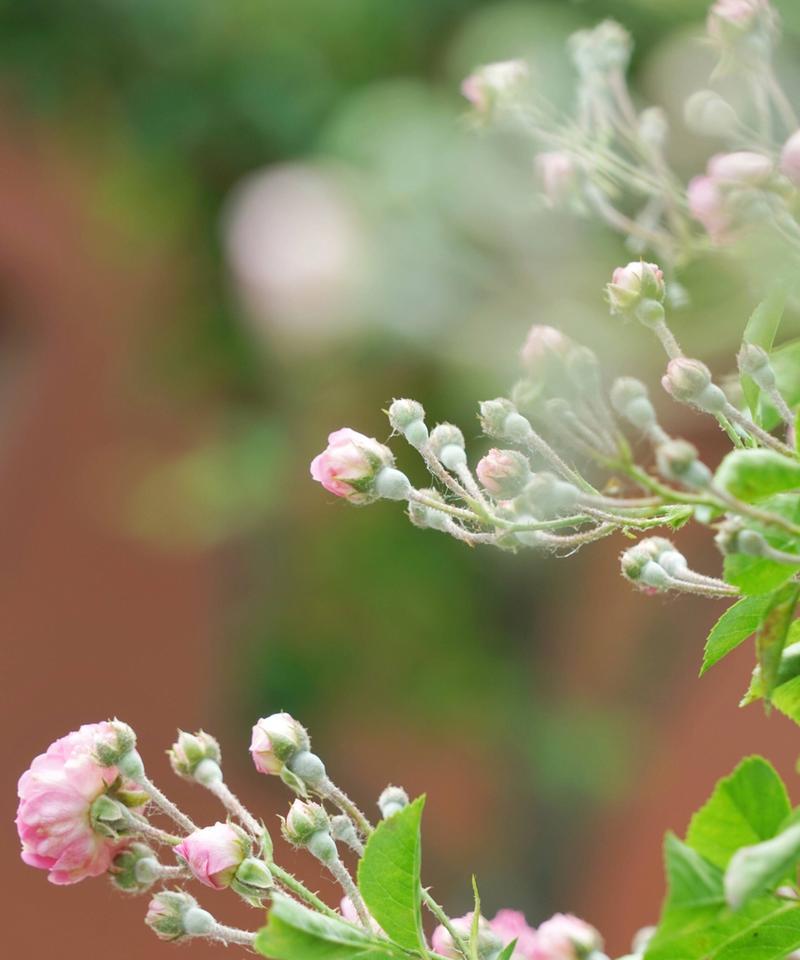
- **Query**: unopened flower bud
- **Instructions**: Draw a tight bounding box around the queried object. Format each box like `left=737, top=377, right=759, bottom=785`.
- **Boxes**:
left=520, top=472, right=579, bottom=519
left=737, top=342, right=776, bottom=390
left=610, top=377, right=657, bottom=431
left=520, top=325, right=572, bottom=377
left=110, top=843, right=160, bottom=894
left=638, top=107, right=668, bottom=148
left=708, top=151, right=772, bottom=186
left=537, top=913, right=604, bottom=957
left=93, top=720, right=137, bottom=768
left=715, top=520, right=769, bottom=557
left=429, top=423, right=467, bottom=470
left=90, top=794, right=131, bottom=839
left=606, top=262, right=665, bottom=319
left=145, top=890, right=198, bottom=942
left=378, top=785, right=410, bottom=819
left=388, top=398, right=428, bottom=448
left=707, top=0, right=777, bottom=49
left=661, top=358, right=726, bottom=414
left=569, top=20, right=632, bottom=77
left=407, top=488, right=450, bottom=532
left=476, top=449, right=531, bottom=499
left=656, top=439, right=712, bottom=488
left=310, top=429, right=395, bottom=505
left=374, top=466, right=412, bottom=501
left=175, top=822, right=250, bottom=891
left=565, top=345, right=602, bottom=395
left=780, top=130, right=800, bottom=187
left=250, top=713, right=310, bottom=776
left=330, top=814, right=362, bottom=850
left=287, top=749, right=327, bottom=788
left=479, top=398, right=533, bottom=443
left=284, top=800, right=330, bottom=845
left=620, top=543, right=672, bottom=591
left=535, top=152, right=577, bottom=207
left=433, top=913, right=502, bottom=960
left=284, top=800, right=337, bottom=862
left=232, top=856, right=274, bottom=902
left=169, top=730, right=222, bottom=781
left=461, top=59, right=529, bottom=116
left=183, top=907, right=216, bottom=937
left=684, top=90, right=739, bottom=137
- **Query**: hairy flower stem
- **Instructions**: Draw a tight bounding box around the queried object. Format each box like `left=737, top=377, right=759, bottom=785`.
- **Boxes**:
left=521, top=431, right=596, bottom=493
left=268, top=863, right=341, bottom=919
left=328, top=859, right=372, bottom=929
left=652, top=320, right=683, bottom=360
left=136, top=774, right=198, bottom=834
left=319, top=780, right=374, bottom=839
left=408, top=491, right=484, bottom=525
left=420, top=444, right=473, bottom=502
left=421, top=890, right=469, bottom=960
left=712, top=487, right=800, bottom=538
left=206, top=779, right=265, bottom=843
left=127, top=812, right=182, bottom=847
left=723, top=402, right=797, bottom=458
left=204, top=921, right=257, bottom=948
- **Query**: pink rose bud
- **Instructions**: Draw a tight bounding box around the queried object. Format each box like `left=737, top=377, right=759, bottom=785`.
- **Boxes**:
left=91, top=719, right=137, bottom=768
left=169, top=730, right=222, bottom=781
left=687, top=174, right=731, bottom=244
left=145, top=890, right=198, bottom=941
left=16, top=723, right=131, bottom=885
left=707, top=151, right=772, bottom=185
left=535, top=152, right=576, bottom=207
left=707, top=0, right=770, bottom=44
left=174, top=822, right=249, bottom=891
left=520, top=325, right=573, bottom=377
left=250, top=712, right=310, bottom=775
left=490, top=910, right=539, bottom=960
left=461, top=60, right=529, bottom=115
left=476, top=449, right=531, bottom=499
left=433, top=913, right=502, bottom=960
left=780, top=130, right=800, bottom=187
left=310, top=428, right=395, bottom=504
left=606, top=261, right=665, bottom=318
left=535, top=913, right=603, bottom=958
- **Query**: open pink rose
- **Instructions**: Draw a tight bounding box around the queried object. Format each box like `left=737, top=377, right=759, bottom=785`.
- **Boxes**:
left=16, top=723, right=124, bottom=884
left=310, top=428, right=393, bottom=504
left=174, top=822, right=248, bottom=890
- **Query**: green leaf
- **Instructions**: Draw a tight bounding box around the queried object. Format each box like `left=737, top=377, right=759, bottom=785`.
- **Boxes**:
left=644, top=835, right=800, bottom=960
left=254, top=895, right=404, bottom=960
left=495, top=941, right=518, bottom=960
left=701, top=594, right=777, bottom=675
left=741, top=286, right=787, bottom=420
left=756, top=584, right=800, bottom=698
left=715, top=450, right=800, bottom=503
left=723, top=554, right=800, bottom=595
left=725, top=823, right=800, bottom=909
left=741, top=628, right=800, bottom=705
left=760, top=338, right=800, bottom=431
left=771, top=675, right=800, bottom=726
left=686, top=757, right=790, bottom=870
left=357, top=796, right=426, bottom=953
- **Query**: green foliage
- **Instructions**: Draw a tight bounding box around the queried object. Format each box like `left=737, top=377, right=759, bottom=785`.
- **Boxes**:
left=714, top=450, right=800, bottom=503
left=254, top=895, right=406, bottom=960
left=685, top=758, right=790, bottom=870
left=357, top=797, right=426, bottom=953
left=723, top=554, right=800, bottom=595
left=645, top=761, right=800, bottom=960
left=756, top=585, right=800, bottom=698
left=701, top=595, right=777, bottom=675
left=741, top=287, right=787, bottom=420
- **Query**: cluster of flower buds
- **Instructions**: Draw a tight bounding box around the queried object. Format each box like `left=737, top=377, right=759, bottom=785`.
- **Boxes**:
left=314, top=248, right=798, bottom=600
left=17, top=714, right=609, bottom=959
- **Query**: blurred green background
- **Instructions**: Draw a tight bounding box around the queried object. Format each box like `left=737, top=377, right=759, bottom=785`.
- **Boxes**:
left=4, top=2, right=800, bottom=957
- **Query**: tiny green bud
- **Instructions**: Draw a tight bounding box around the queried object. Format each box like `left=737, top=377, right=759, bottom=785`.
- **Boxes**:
left=169, top=730, right=222, bottom=781
left=110, top=843, right=159, bottom=893
left=288, top=750, right=327, bottom=788
left=378, top=785, right=409, bottom=819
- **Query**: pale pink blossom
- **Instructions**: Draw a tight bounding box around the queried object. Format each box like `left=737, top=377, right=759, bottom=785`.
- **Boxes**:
left=310, top=428, right=394, bottom=503
left=535, top=153, right=576, bottom=207
left=707, top=151, right=772, bottom=185
left=174, top=822, right=247, bottom=891
left=780, top=131, right=800, bottom=187
left=707, top=0, right=769, bottom=42
left=476, top=449, right=530, bottom=499
left=16, top=723, right=124, bottom=884
left=461, top=60, right=529, bottom=114
left=687, top=175, right=731, bottom=244
left=491, top=909, right=539, bottom=959
left=534, top=913, right=603, bottom=959
left=520, top=325, right=572, bottom=375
